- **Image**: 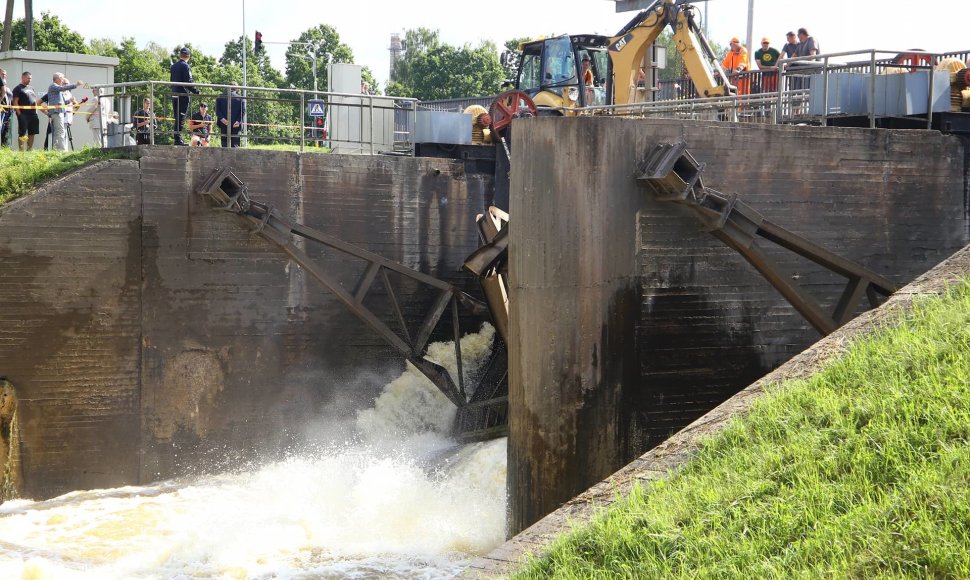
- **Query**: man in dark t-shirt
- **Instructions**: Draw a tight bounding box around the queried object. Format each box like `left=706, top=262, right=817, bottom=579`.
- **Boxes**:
left=781, top=32, right=798, bottom=59
left=11, top=71, right=40, bottom=150
left=754, top=38, right=781, bottom=93
left=188, top=102, right=212, bottom=147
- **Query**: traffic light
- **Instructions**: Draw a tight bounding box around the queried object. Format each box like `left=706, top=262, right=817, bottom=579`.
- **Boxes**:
left=254, top=31, right=263, bottom=54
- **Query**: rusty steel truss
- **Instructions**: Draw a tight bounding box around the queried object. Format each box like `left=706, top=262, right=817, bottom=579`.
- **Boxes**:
left=197, top=167, right=508, bottom=440
left=636, top=142, right=899, bottom=335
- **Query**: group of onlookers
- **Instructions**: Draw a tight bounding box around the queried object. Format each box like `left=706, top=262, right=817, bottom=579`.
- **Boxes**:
left=0, top=46, right=246, bottom=151
left=0, top=68, right=117, bottom=151
left=721, top=28, right=819, bottom=94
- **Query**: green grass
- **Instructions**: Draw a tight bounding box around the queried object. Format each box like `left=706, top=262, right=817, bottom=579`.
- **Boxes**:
left=515, top=279, right=970, bottom=579
left=0, top=147, right=130, bottom=207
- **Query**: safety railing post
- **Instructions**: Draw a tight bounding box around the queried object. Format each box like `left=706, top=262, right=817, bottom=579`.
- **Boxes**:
left=776, top=61, right=785, bottom=124
left=926, top=52, right=935, bottom=130
left=869, top=51, right=877, bottom=129
left=149, top=82, right=155, bottom=145
left=299, top=91, right=305, bottom=152
left=822, top=55, right=830, bottom=123
left=411, top=101, right=417, bottom=156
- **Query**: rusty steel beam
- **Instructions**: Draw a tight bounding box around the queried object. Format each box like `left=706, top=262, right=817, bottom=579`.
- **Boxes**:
left=196, top=167, right=482, bottom=409
left=637, top=142, right=900, bottom=335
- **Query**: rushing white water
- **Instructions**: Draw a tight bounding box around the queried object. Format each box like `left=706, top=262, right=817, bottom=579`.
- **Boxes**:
left=0, top=324, right=506, bottom=579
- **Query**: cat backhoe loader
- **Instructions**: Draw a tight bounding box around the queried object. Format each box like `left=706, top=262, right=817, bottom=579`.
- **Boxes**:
left=510, top=0, right=734, bottom=113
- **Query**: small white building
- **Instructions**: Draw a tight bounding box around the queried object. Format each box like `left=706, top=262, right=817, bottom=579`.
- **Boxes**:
left=1, top=50, right=119, bottom=149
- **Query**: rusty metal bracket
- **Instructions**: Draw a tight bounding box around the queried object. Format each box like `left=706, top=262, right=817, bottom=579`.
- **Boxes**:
left=637, top=142, right=900, bottom=335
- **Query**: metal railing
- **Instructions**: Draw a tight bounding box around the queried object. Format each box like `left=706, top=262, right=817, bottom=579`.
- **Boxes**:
left=581, top=48, right=969, bottom=128
left=91, top=80, right=418, bottom=154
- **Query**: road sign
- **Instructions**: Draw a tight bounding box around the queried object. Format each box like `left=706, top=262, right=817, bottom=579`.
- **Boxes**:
left=308, top=99, right=326, bottom=117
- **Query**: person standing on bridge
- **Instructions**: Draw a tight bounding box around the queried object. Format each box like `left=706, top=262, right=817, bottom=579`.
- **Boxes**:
left=45, top=73, right=84, bottom=151
left=216, top=83, right=244, bottom=148
left=11, top=72, right=40, bottom=150
left=795, top=28, right=819, bottom=59
left=0, top=68, right=10, bottom=147
left=170, top=47, right=200, bottom=146
left=723, top=37, right=750, bottom=95
left=781, top=31, right=799, bottom=59
left=755, top=38, right=781, bottom=93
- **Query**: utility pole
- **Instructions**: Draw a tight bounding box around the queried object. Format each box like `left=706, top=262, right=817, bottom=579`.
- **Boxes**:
left=2, top=0, right=33, bottom=51
left=746, top=0, right=754, bottom=68
left=241, top=0, right=247, bottom=145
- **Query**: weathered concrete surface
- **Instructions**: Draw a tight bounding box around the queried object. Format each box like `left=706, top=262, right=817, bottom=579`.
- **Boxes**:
left=466, top=242, right=970, bottom=578
left=0, top=147, right=487, bottom=498
left=508, top=117, right=969, bottom=533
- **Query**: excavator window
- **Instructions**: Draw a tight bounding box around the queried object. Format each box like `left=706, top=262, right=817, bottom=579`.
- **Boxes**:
left=542, top=37, right=578, bottom=88
left=518, top=44, right=543, bottom=92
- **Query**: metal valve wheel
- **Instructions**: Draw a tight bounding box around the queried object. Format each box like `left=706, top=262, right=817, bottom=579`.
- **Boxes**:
left=488, top=90, right=538, bottom=136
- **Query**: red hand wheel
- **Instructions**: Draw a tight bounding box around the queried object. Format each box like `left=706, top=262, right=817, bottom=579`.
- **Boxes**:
left=488, top=90, right=538, bottom=136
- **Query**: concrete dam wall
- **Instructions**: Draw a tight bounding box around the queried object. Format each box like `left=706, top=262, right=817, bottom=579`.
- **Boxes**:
left=508, top=118, right=969, bottom=532
left=0, top=148, right=492, bottom=499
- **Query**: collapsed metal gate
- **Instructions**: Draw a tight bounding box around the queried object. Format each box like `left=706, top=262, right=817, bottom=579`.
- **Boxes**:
left=197, top=167, right=508, bottom=441
left=197, top=146, right=899, bottom=443
left=636, top=142, right=899, bottom=334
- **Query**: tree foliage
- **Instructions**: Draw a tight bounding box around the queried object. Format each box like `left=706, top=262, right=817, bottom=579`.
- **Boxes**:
left=109, top=38, right=167, bottom=84
left=284, top=25, right=354, bottom=93
left=386, top=29, right=504, bottom=100
left=0, top=12, right=87, bottom=53
left=501, top=37, right=532, bottom=85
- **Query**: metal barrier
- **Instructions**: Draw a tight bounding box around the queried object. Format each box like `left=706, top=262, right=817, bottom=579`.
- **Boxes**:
left=584, top=48, right=969, bottom=128
left=91, top=80, right=418, bottom=154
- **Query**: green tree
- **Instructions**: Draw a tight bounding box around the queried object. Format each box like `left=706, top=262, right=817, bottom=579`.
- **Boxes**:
left=501, top=37, right=531, bottom=85
left=0, top=12, right=87, bottom=53
left=388, top=27, right=441, bottom=93
left=216, top=36, right=294, bottom=145
left=387, top=33, right=503, bottom=100
left=284, top=25, right=354, bottom=93
left=109, top=38, right=167, bottom=84
left=87, top=37, right=119, bottom=58
left=220, top=35, right=285, bottom=88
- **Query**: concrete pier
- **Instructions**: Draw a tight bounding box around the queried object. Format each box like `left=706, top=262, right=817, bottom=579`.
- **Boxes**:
left=508, top=117, right=969, bottom=533
left=0, top=148, right=489, bottom=498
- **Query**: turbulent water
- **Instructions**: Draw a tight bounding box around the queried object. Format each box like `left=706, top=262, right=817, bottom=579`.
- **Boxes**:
left=0, top=324, right=506, bottom=579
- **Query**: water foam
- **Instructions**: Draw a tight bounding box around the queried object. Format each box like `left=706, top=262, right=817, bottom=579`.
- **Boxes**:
left=0, top=323, right=507, bottom=578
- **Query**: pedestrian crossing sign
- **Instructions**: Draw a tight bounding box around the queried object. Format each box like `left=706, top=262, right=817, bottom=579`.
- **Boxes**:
left=308, top=100, right=326, bottom=117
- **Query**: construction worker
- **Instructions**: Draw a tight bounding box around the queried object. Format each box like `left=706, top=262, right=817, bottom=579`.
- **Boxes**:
left=722, top=37, right=750, bottom=95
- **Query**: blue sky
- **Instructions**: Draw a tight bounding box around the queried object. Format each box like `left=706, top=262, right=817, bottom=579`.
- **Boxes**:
left=22, top=0, right=970, bottom=89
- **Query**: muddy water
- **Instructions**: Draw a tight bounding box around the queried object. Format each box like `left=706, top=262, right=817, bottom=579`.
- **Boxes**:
left=0, top=325, right=506, bottom=579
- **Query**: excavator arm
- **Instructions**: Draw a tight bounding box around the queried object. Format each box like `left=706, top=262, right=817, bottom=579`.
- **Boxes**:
left=610, top=0, right=734, bottom=105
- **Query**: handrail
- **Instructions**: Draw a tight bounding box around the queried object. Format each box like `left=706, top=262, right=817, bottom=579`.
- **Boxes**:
left=91, top=79, right=418, bottom=153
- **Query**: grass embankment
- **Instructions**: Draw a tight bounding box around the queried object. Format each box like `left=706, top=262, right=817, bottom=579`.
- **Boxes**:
left=516, top=279, right=970, bottom=579
left=0, top=147, right=129, bottom=207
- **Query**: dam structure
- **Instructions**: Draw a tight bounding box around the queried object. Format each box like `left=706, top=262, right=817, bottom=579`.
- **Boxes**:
left=0, top=147, right=493, bottom=498
left=0, top=117, right=968, bottom=546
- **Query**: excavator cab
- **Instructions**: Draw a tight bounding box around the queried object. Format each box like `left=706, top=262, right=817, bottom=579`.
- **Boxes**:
left=516, top=35, right=612, bottom=114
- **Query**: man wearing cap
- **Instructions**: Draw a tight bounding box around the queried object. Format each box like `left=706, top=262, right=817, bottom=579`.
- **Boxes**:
left=188, top=102, right=212, bottom=147
left=722, top=37, right=750, bottom=95
left=170, top=47, right=200, bottom=146
left=755, top=38, right=781, bottom=93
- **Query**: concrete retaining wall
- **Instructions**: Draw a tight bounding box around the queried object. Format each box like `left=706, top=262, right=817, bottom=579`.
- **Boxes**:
left=0, top=147, right=488, bottom=498
left=508, top=118, right=969, bottom=532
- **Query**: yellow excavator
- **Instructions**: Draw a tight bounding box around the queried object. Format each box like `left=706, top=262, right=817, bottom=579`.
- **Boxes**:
left=508, top=0, right=734, bottom=114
